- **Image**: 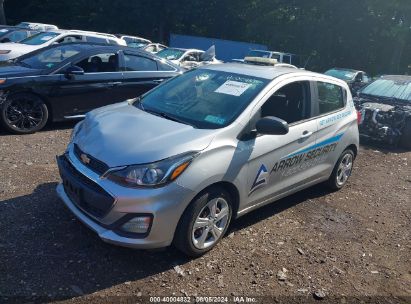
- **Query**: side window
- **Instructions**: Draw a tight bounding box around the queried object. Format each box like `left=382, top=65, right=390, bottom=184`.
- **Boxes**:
left=283, top=55, right=291, bottom=64
left=355, top=72, right=363, bottom=82
left=76, top=53, right=119, bottom=73
left=57, top=35, right=82, bottom=43
left=259, top=81, right=311, bottom=124
left=123, top=54, right=157, bottom=71
left=317, top=82, right=344, bottom=115
left=363, top=74, right=370, bottom=83
left=157, top=60, right=176, bottom=71
left=145, top=45, right=156, bottom=53
left=184, top=52, right=198, bottom=62
left=86, top=36, right=108, bottom=44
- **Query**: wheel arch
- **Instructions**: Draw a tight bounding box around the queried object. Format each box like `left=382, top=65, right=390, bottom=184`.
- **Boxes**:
left=5, top=89, right=53, bottom=122
left=345, top=144, right=358, bottom=158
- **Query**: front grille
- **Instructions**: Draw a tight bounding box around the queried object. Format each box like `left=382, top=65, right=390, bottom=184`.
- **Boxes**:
left=73, top=144, right=109, bottom=175
left=59, top=155, right=115, bottom=218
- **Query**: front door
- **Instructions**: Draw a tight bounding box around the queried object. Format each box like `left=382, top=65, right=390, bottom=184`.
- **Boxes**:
left=244, top=80, right=320, bottom=207
left=53, top=51, right=124, bottom=117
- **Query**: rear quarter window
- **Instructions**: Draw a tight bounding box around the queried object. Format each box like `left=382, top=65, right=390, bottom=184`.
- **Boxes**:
left=124, top=54, right=157, bottom=71
left=317, top=81, right=345, bottom=114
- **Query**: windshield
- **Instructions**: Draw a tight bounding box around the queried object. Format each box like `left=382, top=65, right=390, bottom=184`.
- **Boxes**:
left=248, top=50, right=281, bottom=61
left=248, top=50, right=272, bottom=58
left=18, top=44, right=82, bottom=70
left=123, top=37, right=149, bottom=47
left=136, top=69, right=269, bottom=129
left=325, top=69, right=356, bottom=81
left=1, top=30, right=37, bottom=42
left=360, top=78, right=411, bottom=102
left=157, top=48, right=186, bottom=61
left=20, top=31, right=59, bottom=45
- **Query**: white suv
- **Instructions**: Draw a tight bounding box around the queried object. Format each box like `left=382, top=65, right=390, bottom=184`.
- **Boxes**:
left=0, top=30, right=126, bottom=61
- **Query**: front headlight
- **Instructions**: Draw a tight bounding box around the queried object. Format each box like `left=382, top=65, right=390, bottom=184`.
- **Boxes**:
left=107, top=152, right=198, bottom=188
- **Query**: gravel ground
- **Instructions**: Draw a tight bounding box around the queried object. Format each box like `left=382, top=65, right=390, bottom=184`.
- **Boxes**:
left=0, top=123, right=410, bottom=304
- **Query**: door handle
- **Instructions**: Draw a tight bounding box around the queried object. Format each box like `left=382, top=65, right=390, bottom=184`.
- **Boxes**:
left=300, top=131, right=313, bottom=138
left=153, top=79, right=165, bottom=83
left=108, top=82, right=122, bottom=86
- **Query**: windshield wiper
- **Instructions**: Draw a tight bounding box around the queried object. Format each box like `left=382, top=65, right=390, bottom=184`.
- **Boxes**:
left=133, top=96, right=145, bottom=111
left=145, top=108, right=193, bottom=126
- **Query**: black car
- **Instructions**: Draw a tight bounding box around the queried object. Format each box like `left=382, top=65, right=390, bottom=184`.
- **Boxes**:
left=324, top=68, right=371, bottom=94
left=354, top=75, right=411, bottom=149
left=0, top=43, right=181, bottom=134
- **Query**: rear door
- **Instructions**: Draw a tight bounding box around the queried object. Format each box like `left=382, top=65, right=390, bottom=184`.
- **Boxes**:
left=118, top=51, right=178, bottom=99
left=312, top=79, right=353, bottom=178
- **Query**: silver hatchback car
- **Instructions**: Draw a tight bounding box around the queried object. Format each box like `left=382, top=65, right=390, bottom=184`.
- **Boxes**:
left=56, top=63, right=359, bottom=256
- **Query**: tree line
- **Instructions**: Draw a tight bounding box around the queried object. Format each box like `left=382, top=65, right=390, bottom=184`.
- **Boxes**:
left=2, top=0, right=411, bottom=75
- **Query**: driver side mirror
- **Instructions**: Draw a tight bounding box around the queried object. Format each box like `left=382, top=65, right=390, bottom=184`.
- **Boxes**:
left=65, top=65, right=84, bottom=79
left=256, top=117, right=289, bottom=135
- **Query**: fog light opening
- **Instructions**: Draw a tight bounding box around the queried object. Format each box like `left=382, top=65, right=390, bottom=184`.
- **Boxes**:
left=121, top=216, right=152, bottom=234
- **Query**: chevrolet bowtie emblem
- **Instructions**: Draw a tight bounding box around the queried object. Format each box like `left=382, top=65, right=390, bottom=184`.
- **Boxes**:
left=80, top=153, right=90, bottom=164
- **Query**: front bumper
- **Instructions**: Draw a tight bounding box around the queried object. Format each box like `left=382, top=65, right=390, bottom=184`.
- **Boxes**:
left=56, top=145, right=196, bottom=249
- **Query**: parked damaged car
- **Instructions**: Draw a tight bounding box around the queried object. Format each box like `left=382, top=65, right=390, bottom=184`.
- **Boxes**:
left=354, top=75, right=411, bottom=149
left=156, top=45, right=222, bottom=70
left=325, top=68, right=371, bottom=94
left=0, top=43, right=181, bottom=134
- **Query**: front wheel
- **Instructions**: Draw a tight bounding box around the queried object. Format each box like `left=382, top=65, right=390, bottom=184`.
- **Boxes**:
left=0, top=93, right=49, bottom=134
left=174, top=187, right=233, bottom=257
left=326, top=149, right=355, bottom=191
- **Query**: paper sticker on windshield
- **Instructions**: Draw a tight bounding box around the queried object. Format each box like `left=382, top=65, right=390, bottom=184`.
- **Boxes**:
left=205, top=115, right=225, bottom=125
left=40, top=36, right=54, bottom=41
left=215, top=80, right=251, bottom=96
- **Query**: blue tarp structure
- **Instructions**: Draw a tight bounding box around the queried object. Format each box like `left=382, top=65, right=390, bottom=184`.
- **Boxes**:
left=169, top=34, right=268, bottom=62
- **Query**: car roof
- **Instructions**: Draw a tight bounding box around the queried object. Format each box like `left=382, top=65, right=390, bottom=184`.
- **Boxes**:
left=43, top=29, right=119, bottom=39
left=202, top=62, right=323, bottom=80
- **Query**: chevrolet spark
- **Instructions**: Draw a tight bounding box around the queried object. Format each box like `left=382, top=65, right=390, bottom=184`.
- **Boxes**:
left=56, top=62, right=359, bottom=256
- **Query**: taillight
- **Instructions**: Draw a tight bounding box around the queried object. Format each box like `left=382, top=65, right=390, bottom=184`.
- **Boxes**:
left=357, top=111, right=362, bottom=125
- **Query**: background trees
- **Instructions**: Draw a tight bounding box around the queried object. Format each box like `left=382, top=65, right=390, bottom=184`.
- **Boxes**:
left=3, top=0, right=411, bottom=74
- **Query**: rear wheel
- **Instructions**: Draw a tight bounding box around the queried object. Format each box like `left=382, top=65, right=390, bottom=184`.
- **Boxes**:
left=399, top=118, right=411, bottom=149
left=0, top=93, right=48, bottom=134
left=327, top=149, right=355, bottom=191
left=174, top=187, right=232, bottom=257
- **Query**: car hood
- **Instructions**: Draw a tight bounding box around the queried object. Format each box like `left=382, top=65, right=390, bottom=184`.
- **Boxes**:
left=74, top=102, right=216, bottom=167
left=0, top=64, right=42, bottom=77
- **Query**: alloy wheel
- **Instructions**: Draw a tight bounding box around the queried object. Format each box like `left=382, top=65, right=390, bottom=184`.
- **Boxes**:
left=191, top=197, right=230, bottom=249
left=5, top=98, right=44, bottom=132
left=336, top=153, right=353, bottom=187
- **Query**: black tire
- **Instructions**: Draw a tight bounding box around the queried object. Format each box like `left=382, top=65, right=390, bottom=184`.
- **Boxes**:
left=0, top=93, right=48, bottom=134
left=173, top=186, right=233, bottom=257
left=326, top=149, right=355, bottom=191
left=399, top=118, right=411, bottom=149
